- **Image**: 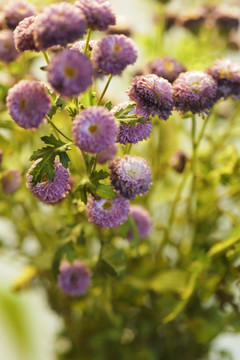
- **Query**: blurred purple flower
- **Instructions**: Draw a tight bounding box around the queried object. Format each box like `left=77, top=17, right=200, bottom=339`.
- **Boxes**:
left=173, top=70, right=218, bottom=116
left=146, top=56, right=186, bottom=83
left=86, top=194, right=129, bottom=229
left=75, top=0, right=116, bottom=31
left=14, top=16, right=39, bottom=52
left=0, top=29, right=18, bottom=62
left=34, top=2, right=87, bottom=50
left=58, top=260, right=91, bottom=297
left=206, top=58, right=240, bottom=100
left=7, top=80, right=51, bottom=129
left=4, top=1, right=37, bottom=29
left=127, top=205, right=152, bottom=241
left=26, top=158, right=70, bottom=204
left=109, top=155, right=152, bottom=200
left=72, top=106, right=117, bottom=154
left=47, top=49, right=93, bottom=98
left=97, top=143, right=118, bottom=164
left=92, top=34, right=137, bottom=75
left=1, top=169, right=21, bottom=194
left=126, top=74, right=173, bottom=120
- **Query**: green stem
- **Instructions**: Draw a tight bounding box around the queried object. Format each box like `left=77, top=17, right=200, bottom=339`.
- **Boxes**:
left=91, top=154, right=98, bottom=174
left=195, top=112, right=213, bottom=149
left=97, top=74, right=113, bottom=105
left=74, top=97, right=79, bottom=113
left=46, top=116, right=73, bottom=142
left=43, top=51, right=50, bottom=65
left=84, top=27, right=92, bottom=55
left=188, top=115, right=197, bottom=219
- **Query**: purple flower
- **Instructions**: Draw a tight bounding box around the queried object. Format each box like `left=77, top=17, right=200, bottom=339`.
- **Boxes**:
left=3, top=1, right=37, bottom=29
left=0, top=30, right=18, bottom=63
left=146, top=57, right=186, bottom=83
left=170, top=151, right=187, bottom=173
left=112, top=102, right=152, bottom=144
left=109, top=156, right=152, bottom=200
left=206, top=58, right=240, bottom=100
left=97, top=143, right=118, bottom=164
left=0, top=12, right=6, bottom=30
left=34, top=2, right=87, bottom=51
left=1, top=169, right=21, bottom=194
left=92, top=34, right=137, bottom=75
left=126, top=74, right=173, bottom=120
left=7, top=80, right=51, bottom=129
left=75, top=0, right=116, bottom=31
left=72, top=106, right=117, bottom=154
left=26, top=158, right=70, bottom=204
left=47, top=49, right=93, bottom=98
left=58, top=260, right=91, bottom=297
left=127, top=205, right=152, bottom=241
left=86, top=194, right=129, bottom=229
left=173, top=71, right=218, bottom=116
left=14, top=16, right=39, bottom=52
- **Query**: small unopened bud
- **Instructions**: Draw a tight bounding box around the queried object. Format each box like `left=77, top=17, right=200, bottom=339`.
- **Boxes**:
left=170, top=151, right=187, bottom=173
left=1, top=169, right=21, bottom=194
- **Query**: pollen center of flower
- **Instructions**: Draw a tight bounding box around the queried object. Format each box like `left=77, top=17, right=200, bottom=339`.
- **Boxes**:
left=40, top=174, right=49, bottom=183
left=114, top=43, right=122, bottom=51
left=102, top=201, right=113, bottom=210
left=19, top=98, right=27, bottom=110
left=165, top=61, right=173, bottom=73
left=123, top=162, right=141, bottom=179
left=18, top=6, right=26, bottom=12
left=63, top=66, right=76, bottom=79
left=88, top=124, right=98, bottom=134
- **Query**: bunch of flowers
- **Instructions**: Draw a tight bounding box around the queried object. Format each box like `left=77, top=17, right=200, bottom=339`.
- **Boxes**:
left=2, top=1, right=240, bottom=359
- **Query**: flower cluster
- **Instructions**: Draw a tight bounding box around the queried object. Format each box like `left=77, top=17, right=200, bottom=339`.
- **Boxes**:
left=146, top=56, right=186, bottom=83
left=127, top=205, right=152, bottom=241
left=4, top=1, right=37, bottom=29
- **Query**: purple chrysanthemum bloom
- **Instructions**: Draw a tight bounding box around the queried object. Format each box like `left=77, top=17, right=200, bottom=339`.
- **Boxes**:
left=127, top=205, right=152, bottom=241
left=0, top=30, right=18, bottom=62
left=109, top=156, right=152, bottom=200
left=7, top=80, right=51, bottom=129
left=34, top=2, right=87, bottom=51
left=75, top=0, right=116, bottom=31
left=1, top=169, right=21, bottom=194
left=86, top=194, right=129, bottom=229
left=111, top=102, right=152, bottom=144
left=92, top=34, right=137, bottom=75
left=173, top=71, right=218, bottom=116
left=206, top=59, right=240, bottom=100
left=47, top=49, right=93, bottom=98
left=146, top=57, right=187, bottom=83
left=97, top=143, right=118, bottom=164
left=26, top=158, right=70, bottom=204
left=72, top=106, right=117, bottom=154
left=58, top=260, right=91, bottom=297
left=126, top=74, right=173, bottom=120
left=13, top=16, right=39, bottom=52
left=3, top=1, right=37, bottom=29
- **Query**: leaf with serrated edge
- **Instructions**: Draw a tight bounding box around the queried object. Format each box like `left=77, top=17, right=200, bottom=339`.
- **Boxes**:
left=95, top=184, right=118, bottom=199
left=114, top=103, right=136, bottom=118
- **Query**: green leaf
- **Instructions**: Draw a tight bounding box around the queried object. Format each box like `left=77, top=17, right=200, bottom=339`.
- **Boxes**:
left=95, top=184, right=118, bottom=199
left=52, top=241, right=76, bottom=279
left=97, top=259, right=118, bottom=278
left=208, top=224, right=240, bottom=257
left=114, top=103, right=136, bottom=118
left=29, top=134, right=70, bottom=186
left=90, top=170, right=109, bottom=186
left=104, top=100, right=112, bottom=111
left=149, top=269, right=189, bottom=294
